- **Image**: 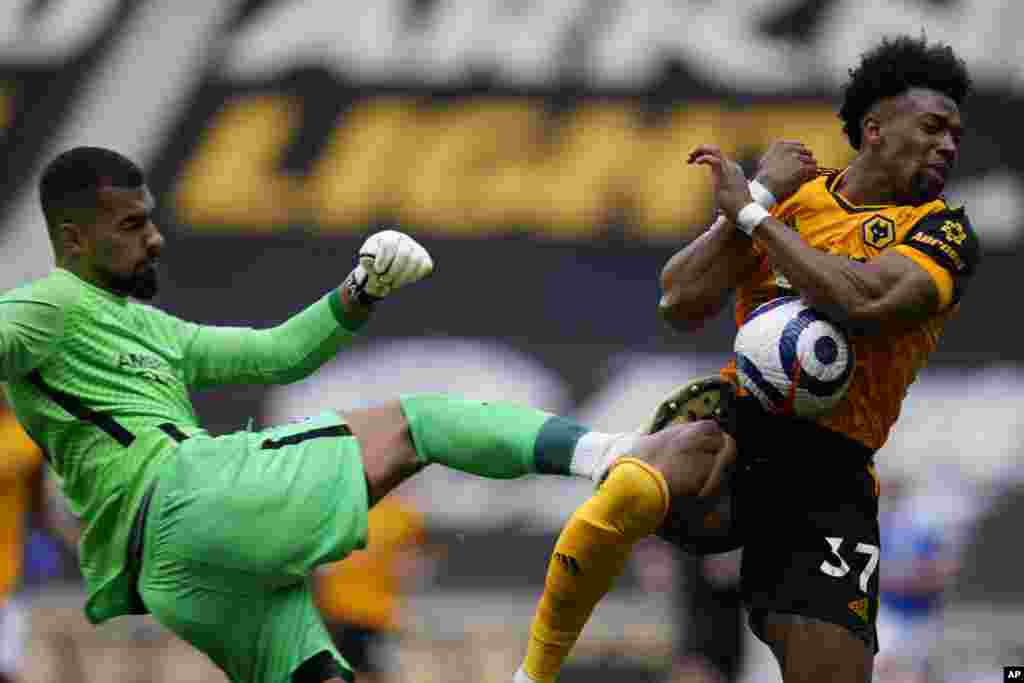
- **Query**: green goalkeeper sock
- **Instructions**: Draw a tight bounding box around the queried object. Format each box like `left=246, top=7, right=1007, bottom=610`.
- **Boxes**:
left=398, top=393, right=589, bottom=478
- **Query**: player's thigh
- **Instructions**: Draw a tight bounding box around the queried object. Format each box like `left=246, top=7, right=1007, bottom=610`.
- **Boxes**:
left=148, top=413, right=371, bottom=582
left=340, top=400, right=421, bottom=505
left=758, top=612, right=872, bottom=683
left=140, top=571, right=353, bottom=683
left=739, top=450, right=880, bottom=677
left=633, top=419, right=737, bottom=500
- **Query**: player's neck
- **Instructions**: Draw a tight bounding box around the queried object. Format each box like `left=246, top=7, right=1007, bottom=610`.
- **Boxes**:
left=839, top=158, right=901, bottom=206
left=60, top=262, right=124, bottom=299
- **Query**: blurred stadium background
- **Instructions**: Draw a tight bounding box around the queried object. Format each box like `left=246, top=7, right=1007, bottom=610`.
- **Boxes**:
left=1, top=1, right=1023, bottom=681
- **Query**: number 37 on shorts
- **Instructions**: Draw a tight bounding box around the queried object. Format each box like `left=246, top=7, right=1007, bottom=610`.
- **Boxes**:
left=819, top=536, right=880, bottom=593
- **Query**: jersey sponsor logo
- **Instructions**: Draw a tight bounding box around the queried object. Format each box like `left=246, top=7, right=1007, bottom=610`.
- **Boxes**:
left=910, top=232, right=966, bottom=271
left=939, top=219, right=968, bottom=246
left=862, top=214, right=895, bottom=249
left=116, top=352, right=175, bottom=387
left=117, top=352, right=167, bottom=372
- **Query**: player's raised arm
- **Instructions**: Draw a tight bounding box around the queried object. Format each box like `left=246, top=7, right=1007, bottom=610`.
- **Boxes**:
left=690, top=145, right=978, bottom=334
left=658, top=141, right=816, bottom=332
left=182, top=230, right=433, bottom=388
left=339, top=228, right=435, bottom=319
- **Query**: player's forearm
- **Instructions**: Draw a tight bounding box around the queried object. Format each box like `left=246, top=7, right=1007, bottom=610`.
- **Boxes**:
left=752, top=218, right=888, bottom=328
left=188, top=292, right=364, bottom=387
left=255, top=291, right=366, bottom=383
left=658, top=217, right=759, bottom=332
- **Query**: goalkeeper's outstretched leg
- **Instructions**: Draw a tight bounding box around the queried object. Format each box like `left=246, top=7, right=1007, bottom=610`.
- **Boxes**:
left=342, top=380, right=736, bottom=510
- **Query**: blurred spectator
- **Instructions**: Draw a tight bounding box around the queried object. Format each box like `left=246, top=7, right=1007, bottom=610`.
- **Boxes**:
left=631, top=539, right=744, bottom=683
left=874, top=474, right=972, bottom=683
left=0, top=398, right=68, bottom=683
left=672, top=549, right=744, bottom=683
left=314, top=491, right=430, bottom=683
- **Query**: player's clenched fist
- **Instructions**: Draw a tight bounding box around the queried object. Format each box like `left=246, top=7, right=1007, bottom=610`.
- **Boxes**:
left=345, top=230, right=434, bottom=304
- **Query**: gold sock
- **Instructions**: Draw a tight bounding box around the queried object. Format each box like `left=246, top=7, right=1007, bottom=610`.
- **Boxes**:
left=521, top=457, right=670, bottom=682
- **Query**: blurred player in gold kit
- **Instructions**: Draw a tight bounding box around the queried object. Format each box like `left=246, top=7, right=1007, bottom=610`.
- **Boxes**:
left=0, top=400, right=43, bottom=683
left=315, top=493, right=426, bottom=683
left=515, top=35, right=979, bottom=683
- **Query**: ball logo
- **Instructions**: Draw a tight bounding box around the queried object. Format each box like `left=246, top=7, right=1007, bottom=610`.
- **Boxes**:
left=734, top=297, right=855, bottom=418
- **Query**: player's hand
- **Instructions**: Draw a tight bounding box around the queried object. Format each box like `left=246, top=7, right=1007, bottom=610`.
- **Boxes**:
left=346, top=229, right=434, bottom=302
left=754, top=140, right=818, bottom=203
left=688, top=145, right=753, bottom=223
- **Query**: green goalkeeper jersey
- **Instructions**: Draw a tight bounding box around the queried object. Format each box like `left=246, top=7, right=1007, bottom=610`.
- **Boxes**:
left=0, top=268, right=359, bottom=623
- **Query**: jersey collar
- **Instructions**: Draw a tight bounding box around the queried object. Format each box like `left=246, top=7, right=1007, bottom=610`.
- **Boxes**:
left=827, top=168, right=898, bottom=214
left=55, top=268, right=129, bottom=304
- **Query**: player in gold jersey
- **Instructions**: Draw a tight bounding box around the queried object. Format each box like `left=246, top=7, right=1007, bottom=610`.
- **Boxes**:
left=514, top=35, right=978, bottom=683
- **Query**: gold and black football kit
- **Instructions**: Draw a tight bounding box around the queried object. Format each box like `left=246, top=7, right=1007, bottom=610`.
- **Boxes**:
left=516, top=169, right=981, bottom=681
left=722, top=168, right=979, bottom=649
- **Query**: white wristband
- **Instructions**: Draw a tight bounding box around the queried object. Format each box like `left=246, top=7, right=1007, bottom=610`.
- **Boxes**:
left=736, top=202, right=771, bottom=236
left=748, top=179, right=777, bottom=209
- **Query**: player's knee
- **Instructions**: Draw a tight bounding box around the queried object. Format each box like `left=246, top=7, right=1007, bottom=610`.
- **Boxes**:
left=643, top=420, right=735, bottom=501
left=594, top=458, right=671, bottom=540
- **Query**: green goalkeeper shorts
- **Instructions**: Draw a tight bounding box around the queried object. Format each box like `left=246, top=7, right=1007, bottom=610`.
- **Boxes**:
left=137, top=411, right=369, bottom=683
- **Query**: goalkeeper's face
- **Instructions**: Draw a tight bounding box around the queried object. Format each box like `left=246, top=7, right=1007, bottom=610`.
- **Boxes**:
left=84, top=185, right=165, bottom=300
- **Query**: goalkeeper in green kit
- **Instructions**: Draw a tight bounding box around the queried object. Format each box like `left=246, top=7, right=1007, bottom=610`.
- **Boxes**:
left=0, top=147, right=737, bottom=683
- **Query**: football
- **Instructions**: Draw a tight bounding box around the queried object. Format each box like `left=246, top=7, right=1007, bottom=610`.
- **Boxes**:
left=734, top=296, right=855, bottom=418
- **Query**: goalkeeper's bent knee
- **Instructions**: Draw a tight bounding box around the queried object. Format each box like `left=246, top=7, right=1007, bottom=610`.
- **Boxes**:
left=522, top=458, right=670, bottom=682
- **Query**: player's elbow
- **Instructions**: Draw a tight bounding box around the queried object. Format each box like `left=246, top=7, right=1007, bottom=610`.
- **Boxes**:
left=657, top=290, right=720, bottom=333
left=839, top=292, right=932, bottom=336
left=658, top=299, right=702, bottom=332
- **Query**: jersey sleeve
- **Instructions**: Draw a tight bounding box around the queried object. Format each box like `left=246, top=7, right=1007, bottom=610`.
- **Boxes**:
left=0, top=297, right=67, bottom=381
left=178, top=289, right=363, bottom=390
left=892, top=207, right=980, bottom=309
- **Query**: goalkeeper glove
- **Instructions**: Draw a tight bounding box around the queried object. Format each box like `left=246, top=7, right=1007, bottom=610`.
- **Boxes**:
left=344, top=230, right=434, bottom=306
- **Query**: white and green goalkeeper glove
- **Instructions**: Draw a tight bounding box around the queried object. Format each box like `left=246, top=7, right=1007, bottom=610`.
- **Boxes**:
left=344, top=229, right=434, bottom=305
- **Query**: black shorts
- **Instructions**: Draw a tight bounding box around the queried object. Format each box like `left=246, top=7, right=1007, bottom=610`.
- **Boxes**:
left=327, top=622, right=386, bottom=674
left=730, top=397, right=880, bottom=652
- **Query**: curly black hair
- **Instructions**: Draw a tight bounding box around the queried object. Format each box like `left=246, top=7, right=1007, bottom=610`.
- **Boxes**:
left=838, top=35, right=971, bottom=150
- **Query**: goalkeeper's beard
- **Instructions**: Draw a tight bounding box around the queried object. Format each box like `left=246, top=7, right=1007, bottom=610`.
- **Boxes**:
left=106, top=263, right=160, bottom=300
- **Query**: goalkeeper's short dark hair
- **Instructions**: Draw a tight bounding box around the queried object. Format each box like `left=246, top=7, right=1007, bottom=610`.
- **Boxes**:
left=39, top=147, right=145, bottom=228
left=838, top=35, right=971, bottom=150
